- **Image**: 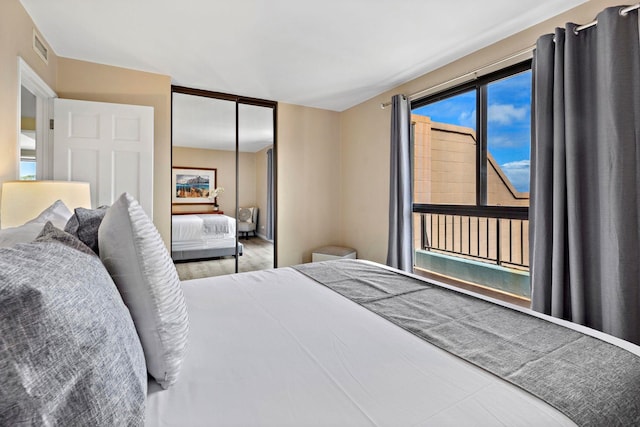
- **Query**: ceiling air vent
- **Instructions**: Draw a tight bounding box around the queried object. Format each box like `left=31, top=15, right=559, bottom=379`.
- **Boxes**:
left=32, top=29, right=48, bottom=64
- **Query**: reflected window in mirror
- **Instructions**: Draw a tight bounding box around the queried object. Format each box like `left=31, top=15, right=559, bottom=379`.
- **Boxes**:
left=20, top=86, right=37, bottom=180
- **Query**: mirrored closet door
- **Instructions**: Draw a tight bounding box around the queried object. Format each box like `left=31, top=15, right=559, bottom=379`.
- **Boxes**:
left=237, top=103, right=275, bottom=273
left=171, top=86, right=276, bottom=279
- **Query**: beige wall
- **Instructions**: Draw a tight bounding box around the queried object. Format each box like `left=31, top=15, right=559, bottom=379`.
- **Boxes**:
left=174, top=103, right=343, bottom=267
left=172, top=146, right=257, bottom=216
left=277, top=103, right=341, bottom=266
left=340, top=0, right=623, bottom=264
left=0, top=0, right=57, bottom=187
left=56, top=58, right=172, bottom=245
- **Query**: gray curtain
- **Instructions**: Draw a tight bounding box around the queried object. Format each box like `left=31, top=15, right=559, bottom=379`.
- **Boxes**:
left=266, top=148, right=274, bottom=241
left=531, top=7, right=640, bottom=344
left=386, top=94, right=414, bottom=271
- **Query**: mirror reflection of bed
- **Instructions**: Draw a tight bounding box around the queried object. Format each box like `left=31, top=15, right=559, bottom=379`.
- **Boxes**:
left=171, top=210, right=273, bottom=277
left=171, top=212, right=242, bottom=261
left=171, top=88, right=275, bottom=279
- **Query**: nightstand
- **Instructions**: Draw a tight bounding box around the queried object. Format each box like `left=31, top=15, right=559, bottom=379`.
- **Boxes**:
left=312, top=246, right=357, bottom=262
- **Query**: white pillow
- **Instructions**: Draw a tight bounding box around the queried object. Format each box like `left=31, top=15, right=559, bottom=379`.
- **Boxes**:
left=26, top=199, right=73, bottom=229
left=238, top=207, right=254, bottom=223
left=0, top=200, right=73, bottom=248
left=98, top=193, right=188, bottom=389
left=0, top=222, right=46, bottom=248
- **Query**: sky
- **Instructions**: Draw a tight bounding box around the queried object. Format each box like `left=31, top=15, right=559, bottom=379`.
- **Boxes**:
left=20, top=161, right=36, bottom=180
left=412, top=70, right=531, bottom=193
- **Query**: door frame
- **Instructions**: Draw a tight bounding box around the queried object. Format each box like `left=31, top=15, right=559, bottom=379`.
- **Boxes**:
left=17, top=57, right=57, bottom=180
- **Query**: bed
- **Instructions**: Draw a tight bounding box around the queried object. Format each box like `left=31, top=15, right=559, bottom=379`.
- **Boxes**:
left=3, top=195, right=640, bottom=426
left=146, top=259, right=640, bottom=426
left=171, top=213, right=243, bottom=261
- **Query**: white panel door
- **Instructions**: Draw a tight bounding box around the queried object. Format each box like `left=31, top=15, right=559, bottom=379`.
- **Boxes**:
left=53, top=99, right=154, bottom=218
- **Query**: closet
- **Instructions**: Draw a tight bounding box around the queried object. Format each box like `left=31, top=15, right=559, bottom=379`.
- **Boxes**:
left=171, top=86, right=276, bottom=275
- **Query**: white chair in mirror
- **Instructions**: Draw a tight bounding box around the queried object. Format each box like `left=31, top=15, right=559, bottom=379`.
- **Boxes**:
left=237, top=207, right=258, bottom=239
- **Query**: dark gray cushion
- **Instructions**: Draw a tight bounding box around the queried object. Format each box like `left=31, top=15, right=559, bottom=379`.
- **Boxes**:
left=35, top=221, right=96, bottom=256
left=64, top=206, right=108, bottom=254
left=0, top=227, right=147, bottom=426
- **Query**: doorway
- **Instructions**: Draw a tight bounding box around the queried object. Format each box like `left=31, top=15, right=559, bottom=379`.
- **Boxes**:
left=17, top=57, right=56, bottom=181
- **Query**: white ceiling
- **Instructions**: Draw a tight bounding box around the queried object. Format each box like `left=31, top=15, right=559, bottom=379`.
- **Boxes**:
left=172, top=93, right=274, bottom=152
left=20, top=0, right=586, bottom=112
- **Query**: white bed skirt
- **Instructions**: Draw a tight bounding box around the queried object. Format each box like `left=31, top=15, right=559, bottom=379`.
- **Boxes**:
left=171, top=236, right=237, bottom=252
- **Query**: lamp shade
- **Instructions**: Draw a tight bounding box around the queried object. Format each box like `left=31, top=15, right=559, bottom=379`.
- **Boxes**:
left=0, top=180, right=92, bottom=229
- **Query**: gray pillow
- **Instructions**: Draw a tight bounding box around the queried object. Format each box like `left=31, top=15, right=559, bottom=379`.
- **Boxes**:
left=35, top=221, right=96, bottom=256
left=0, top=230, right=147, bottom=425
left=64, top=205, right=108, bottom=254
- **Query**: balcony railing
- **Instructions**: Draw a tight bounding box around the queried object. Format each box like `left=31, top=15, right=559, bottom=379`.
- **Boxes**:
left=415, top=209, right=529, bottom=270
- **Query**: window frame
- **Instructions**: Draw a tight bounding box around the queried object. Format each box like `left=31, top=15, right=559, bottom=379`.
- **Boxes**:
left=411, top=60, right=531, bottom=221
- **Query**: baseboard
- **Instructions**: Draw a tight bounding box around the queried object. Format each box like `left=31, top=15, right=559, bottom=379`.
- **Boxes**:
left=256, top=232, right=273, bottom=242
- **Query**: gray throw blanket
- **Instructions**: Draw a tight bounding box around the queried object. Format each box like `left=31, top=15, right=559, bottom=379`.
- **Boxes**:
left=199, top=215, right=230, bottom=235
left=294, top=259, right=640, bottom=426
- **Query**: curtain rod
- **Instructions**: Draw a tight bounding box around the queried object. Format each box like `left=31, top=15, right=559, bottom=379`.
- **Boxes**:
left=380, top=46, right=534, bottom=109
left=574, top=3, right=639, bottom=33
left=381, top=3, right=640, bottom=110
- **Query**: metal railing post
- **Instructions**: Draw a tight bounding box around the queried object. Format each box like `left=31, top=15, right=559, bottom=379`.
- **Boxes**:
left=496, top=218, right=501, bottom=266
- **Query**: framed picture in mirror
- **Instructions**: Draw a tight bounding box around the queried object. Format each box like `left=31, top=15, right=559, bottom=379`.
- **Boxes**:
left=172, top=167, right=217, bottom=204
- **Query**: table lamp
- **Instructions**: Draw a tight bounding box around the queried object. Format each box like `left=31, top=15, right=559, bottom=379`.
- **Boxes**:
left=0, top=180, right=91, bottom=229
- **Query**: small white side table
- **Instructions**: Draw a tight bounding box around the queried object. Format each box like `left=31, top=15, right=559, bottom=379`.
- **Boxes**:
left=311, top=246, right=357, bottom=262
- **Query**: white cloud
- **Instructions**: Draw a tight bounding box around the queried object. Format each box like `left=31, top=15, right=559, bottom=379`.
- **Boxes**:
left=503, top=160, right=530, bottom=169
left=458, top=109, right=476, bottom=128
left=501, top=160, right=530, bottom=192
left=488, top=104, right=527, bottom=125
left=490, top=135, right=520, bottom=148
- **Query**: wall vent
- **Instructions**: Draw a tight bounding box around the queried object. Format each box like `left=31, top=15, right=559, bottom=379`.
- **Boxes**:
left=32, top=29, right=48, bottom=64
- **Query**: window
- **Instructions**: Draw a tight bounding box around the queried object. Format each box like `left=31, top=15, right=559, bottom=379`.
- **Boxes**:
left=413, top=89, right=476, bottom=205
left=486, top=70, right=531, bottom=206
left=411, top=62, right=531, bottom=298
left=19, top=160, right=36, bottom=180
left=412, top=63, right=531, bottom=208
left=20, top=85, right=38, bottom=181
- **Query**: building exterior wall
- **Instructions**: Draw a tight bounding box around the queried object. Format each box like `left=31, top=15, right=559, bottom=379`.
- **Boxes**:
left=413, top=114, right=529, bottom=207
left=412, top=114, right=529, bottom=268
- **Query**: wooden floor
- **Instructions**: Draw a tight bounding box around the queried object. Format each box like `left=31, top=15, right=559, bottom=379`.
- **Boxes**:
left=174, top=237, right=274, bottom=281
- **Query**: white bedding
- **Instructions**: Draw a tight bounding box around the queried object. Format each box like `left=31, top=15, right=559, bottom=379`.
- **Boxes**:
left=171, top=236, right=237, bottom=252
left=145, top=264, right=584, bottom=426
left=172, top=214, right=235, bottom=242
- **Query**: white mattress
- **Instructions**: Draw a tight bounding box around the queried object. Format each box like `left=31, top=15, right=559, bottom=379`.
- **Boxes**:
left=172, top=214, right=235, bottom=242
left=171, top=236, right=237, bottom=252
left=145, top=264, right=586, bottom=426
